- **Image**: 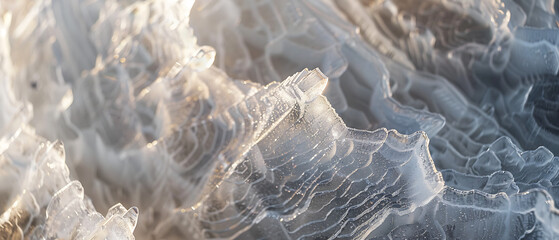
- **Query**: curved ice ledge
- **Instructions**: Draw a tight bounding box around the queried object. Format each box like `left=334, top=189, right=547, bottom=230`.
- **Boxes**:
left=164, top=69, right=559, bottom=239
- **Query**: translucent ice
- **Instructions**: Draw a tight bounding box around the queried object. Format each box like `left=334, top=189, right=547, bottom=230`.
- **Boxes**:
left=2, top=0, right=559, bottom=239
left=0, top=131, right=138, bottom=239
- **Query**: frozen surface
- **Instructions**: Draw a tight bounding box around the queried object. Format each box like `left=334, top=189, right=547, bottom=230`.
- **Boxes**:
left=1, top=0, right=559, bottom=239
left=0, top=130, right=138, bottom=239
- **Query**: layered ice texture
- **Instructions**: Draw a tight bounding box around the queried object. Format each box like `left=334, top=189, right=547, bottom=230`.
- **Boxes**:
left=1, top=0, right=559, bottom=239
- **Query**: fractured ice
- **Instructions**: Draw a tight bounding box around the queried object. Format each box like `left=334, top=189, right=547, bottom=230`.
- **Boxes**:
left=1, top=0, right=559, bottom=239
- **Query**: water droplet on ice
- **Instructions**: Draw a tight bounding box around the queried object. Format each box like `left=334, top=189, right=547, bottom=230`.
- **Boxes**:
left=189, top=46, right=216, bottom=71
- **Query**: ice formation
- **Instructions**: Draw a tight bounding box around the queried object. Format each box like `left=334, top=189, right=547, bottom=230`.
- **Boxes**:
left=1, top=0, right=559, bottom=239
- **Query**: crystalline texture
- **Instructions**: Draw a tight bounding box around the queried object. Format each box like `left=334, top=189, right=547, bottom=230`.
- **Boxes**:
left=0, top=6, right=137, bottom=238
left=2, top=0, right=559, bottom=239
left=0, top=129, right=138, bottom=239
